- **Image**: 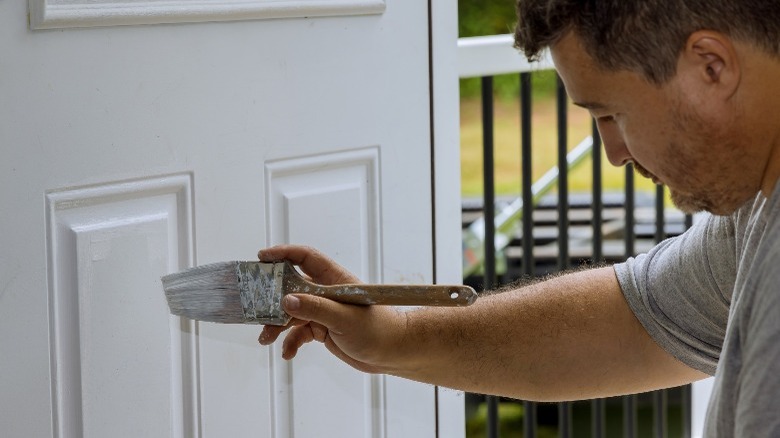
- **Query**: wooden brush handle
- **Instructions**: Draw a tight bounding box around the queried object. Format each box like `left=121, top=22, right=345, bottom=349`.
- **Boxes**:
left=303, top=283, right=477, bottom=307
left=281, top=262, right=477, bottom=306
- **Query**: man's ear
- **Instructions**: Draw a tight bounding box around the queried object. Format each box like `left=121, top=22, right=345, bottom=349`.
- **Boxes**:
left=677, top=30, right=741, bottom=100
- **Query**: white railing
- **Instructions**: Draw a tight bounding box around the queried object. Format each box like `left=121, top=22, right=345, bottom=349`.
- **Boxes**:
left=457, top=34, right=553, bottom=79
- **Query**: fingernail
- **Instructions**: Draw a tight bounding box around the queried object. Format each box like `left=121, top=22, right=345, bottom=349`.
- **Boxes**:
left=283, top=295, right=301, bottom=311
left=258, top=331, right=269, bottom=344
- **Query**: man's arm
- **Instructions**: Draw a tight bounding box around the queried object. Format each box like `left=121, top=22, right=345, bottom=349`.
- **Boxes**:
left=258, top=245, right=708, bottom=402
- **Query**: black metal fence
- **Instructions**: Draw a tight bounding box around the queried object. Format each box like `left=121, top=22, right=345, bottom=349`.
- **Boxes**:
left=462, top=71, right=694, bottom=438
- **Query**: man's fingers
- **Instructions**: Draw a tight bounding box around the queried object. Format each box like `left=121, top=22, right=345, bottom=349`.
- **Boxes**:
left=258, top=318, right=306, bottom=345
left=257, top=293, right=388, bottom=373
left=257, top=245, right=360, bottom=284
left=282, top=294, right=353, bottom=335
left=310, top=322, right=329, bottom=343
left=281, top=325, right=315, bottom=360
left=257, top=293, right=351, bottom=349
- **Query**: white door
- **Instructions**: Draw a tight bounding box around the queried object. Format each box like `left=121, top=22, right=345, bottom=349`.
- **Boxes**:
left=0, top=1, right=459, bottom=436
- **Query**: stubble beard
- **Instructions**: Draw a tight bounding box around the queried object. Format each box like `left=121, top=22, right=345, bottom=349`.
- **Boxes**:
left=645, top=101, right=755, bottom=216
left=631, top=160, right=708, bottom=213
left=637, top=141, right=749, bottom=216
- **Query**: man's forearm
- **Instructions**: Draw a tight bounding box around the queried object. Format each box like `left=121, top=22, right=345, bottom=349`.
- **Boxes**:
left=392, top=266, right=707, bottom=401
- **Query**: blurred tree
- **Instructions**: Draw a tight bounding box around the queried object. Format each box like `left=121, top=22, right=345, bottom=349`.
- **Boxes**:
left=458, top=0, right=518, bottom=37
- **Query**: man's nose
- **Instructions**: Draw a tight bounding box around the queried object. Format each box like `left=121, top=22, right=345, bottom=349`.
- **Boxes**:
left=596, top=119, right=632, bottom=167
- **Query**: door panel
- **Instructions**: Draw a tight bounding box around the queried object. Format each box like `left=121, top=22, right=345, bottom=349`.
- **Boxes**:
left=1, top=0, right=438, bottom=436
left=265, top=148, right=383, bottom=436
left=45, top=176, right=197, bottom=437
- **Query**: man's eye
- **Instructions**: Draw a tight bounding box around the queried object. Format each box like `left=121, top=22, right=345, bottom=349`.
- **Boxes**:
left=597, top=115, right=615, bottom=122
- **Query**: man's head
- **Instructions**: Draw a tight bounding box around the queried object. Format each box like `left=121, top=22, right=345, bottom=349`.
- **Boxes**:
left=514, top=0, right=780, bottom=215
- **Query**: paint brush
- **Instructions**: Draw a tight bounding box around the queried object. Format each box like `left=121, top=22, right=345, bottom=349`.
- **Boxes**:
left=162, top=261, right=477, bottom=325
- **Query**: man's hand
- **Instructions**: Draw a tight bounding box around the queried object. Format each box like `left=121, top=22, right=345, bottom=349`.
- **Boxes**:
left=256, top=245, right=407, bottom=374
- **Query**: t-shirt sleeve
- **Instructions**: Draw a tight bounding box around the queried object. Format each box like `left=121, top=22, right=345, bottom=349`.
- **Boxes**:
left=613, top=214, right=736, bottom=376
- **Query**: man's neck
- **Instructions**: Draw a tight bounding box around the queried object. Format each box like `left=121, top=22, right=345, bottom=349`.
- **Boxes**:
left=744, top=52, right=780, bottom=198
left=762, top=139, right=780, bottom=198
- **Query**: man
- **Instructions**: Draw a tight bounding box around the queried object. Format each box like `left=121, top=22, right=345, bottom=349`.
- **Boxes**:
left=259, top=1, right=780, bottom=435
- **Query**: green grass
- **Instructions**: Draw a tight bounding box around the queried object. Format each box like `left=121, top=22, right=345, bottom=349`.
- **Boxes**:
left=459, top=93, right=657, bottom=199
left=466, top=402, right=558, bottom=438
left=466, top=397, right=686, bottom=438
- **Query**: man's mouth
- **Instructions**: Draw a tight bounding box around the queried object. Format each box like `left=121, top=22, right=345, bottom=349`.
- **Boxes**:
left=632, top=161, right=662, bottom=184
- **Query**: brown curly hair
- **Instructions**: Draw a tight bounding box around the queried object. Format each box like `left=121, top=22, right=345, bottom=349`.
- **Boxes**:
left=514, top=0, right=780, bottom=84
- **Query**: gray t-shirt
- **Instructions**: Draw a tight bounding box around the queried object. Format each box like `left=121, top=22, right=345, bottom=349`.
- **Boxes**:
left=614, top=186, right=780, bottom=437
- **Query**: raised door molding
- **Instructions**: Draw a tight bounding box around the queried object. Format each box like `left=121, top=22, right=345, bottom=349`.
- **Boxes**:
left=30, top=0, right=386, bottom=29
left=45, top=174, right=198, bottom=438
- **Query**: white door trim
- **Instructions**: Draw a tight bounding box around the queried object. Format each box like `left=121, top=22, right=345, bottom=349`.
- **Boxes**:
left=30, top=0, right=385, bottom=29
left=430, top=0, right=465, bottom=436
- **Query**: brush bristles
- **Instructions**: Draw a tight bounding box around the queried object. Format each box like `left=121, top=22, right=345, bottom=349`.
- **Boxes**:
left=162, top=262, right=246, bottom=323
